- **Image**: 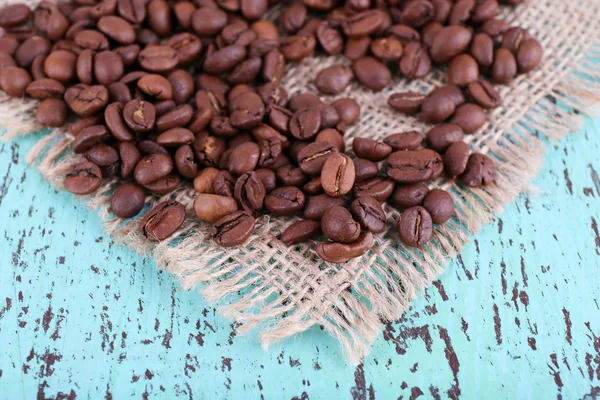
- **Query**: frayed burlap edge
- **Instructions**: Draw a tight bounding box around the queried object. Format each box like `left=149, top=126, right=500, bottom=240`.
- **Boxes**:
left=3, top=1, right=600, bottom=365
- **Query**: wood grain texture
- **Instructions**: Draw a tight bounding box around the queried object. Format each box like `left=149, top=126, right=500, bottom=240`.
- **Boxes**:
left=0, top=116, right=599, bottom=399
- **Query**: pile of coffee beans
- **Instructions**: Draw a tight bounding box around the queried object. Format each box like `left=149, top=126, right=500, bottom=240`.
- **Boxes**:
left=0, top=0, right=542, bottom=263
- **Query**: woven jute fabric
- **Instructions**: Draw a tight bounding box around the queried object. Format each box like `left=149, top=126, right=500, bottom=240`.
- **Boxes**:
left=3, top=0, right=600, bottom=364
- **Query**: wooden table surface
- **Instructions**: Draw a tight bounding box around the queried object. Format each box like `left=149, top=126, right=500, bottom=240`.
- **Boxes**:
left=0, top=115, right=599, bottom=399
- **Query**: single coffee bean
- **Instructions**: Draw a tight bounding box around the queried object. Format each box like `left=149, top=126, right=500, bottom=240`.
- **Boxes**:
left=352, top=138, right=392, bottom=162
left=316, top=21, right=343, bottom=55
left=153, top=100, right=177, bottom=117
left=234, top=172, right=266, bottom=212
left=69, top=85, right=109, bottom=117
left=429, top=84, right=465, bottom=107
left=15, top=36, right=50, bottom=68
left=314, top=64, right=354, bottom=95
left=111, top=182, right=145, bottom=218
left=264, top=186, right=306, bottom=216
left=193, top=167, right=219, bottom=193
left=450, top=103, right=487, bottom=133
left=0, top=37, right=19, bottom=54
left=134, top=153, right=173, bottom=185
left=501, top=27, right=531, bottom=53
left=423, top=189, right=454, bottom=224
left=388, top=92, right=426, bottom=115
left=64, top=161, right=103, bottom=195
left=85, top=144, right=119, bottom=168
left=167, top=69, right=194, bottom=105
left=140, top=200, right=186, bottom=242
left=254, top=168, right=277, bottom=193
left=211, top=211, right=255, bottom=247
left=371, top=37, right=403, bottom=62
left=480, top=17, right=510, bottom=37
left=228, top=57, right=262, bottom=85
left=94, top=50, right=124, bottom=85
left=516, top=39, right=543, bottom=73
left=388, top=24, right=421, bottom=44
left=387, top=149, right=443, bottom=183
left=156, top=104, right=194, bottom=132
left=194, top=194, right=238, bottom=223
left=147, top=0, right=171, bottom=37
left=137, top=140, right=168, bottom=156
left=350, top=195, right=386, bottom=233
left=353, top=56, right=391, bottom=91
left=44, top=50, right=77, bottom=83
left=228, top=141, right=260, bottom=176
left=420, top=94, right=455, bottom=124
left=174, top=145, right=198, bottom=179
left=316, top=129, right=345, bottom=153
left=123, top=99, right=156, bottom=132
left=353, top=158, right=379, bottom=182
left=75, top=49, right=92, bottom=84
left=344, top=37, right=371, bottom=61
left=383, top=131, right=423, bottom=151
left=280, top=34, right=316, bottom=62
left=257, top=137, right=283, bottom=168
left=402, top=0, right=435, bottom=28
left=303, top=176, right=323, bottom=195
left=448, top=0, right=474, bottom=25
left=353, top=176, right=394, bottom=202
left=213, top=170, right=236, bottom=197
left=155, top=128, right=195, bottom=148
left=97, top=16, right=135, bottom=44
left=288, top=93, right=321, bottom=111
left=0, top=4, right=31, bottom=28
left=321, top=153, right=355, bottom=197
left=400, top=41, right=431, bottom=79
left=228, top=91, right=265, bottom=129
left=173, top=1, right=195, bottom=30
left=472, top=0, right=498, bottom=24
left=422, top=21, right=444, bottom=49
left=315, top=231, right=373, bottom=263
left=276, top=164, right=308, bottom=187
left=141, top=172, right=181, bottom=194
left=298, top=141, right=338, bottom=175
left=459, top=152, right=495, bottom=187
left=467, top=80, right=500, bottom=109
left=315, top=102, right=340, bottom=128
left=429, top=26, right=472, bottom=63
left=398, top=206, right=433, bottom=247
left=259, top=82, right=287, bottom=108
left=492, top=48, right=517, bottom=84
left=74, top=30, right=109, bottom=52
left=114, top=44, right=140, bottom=67
left=321, top=206, right=361, bottom=243
left=35, top=98, right=68, bottom=127
left=103, top=103, right=132, bottom=141
left=193, top=131, right=226, bottom=167
left=426, top=124, right=464, bottom=152
left=204, top=45, right=247, bottom=75
left=342, top=10, right=382, bottom=38
left=25, top=78, right=65, bottom=99
left=191, top=7, right=227, bottom=36
left=282, top=2, right=307, bottom=33
left=119, top=141, right=141, bottom=179
left=281, top=220, right=321, bottom=245
left=447, top=54, right=479, bottom=87
left=118, top=0, right=147, bottom=24
left=331, top=98, right=360, bottom=125
left=252, top=20, right=280, bottom=40
left=289, top=107, right=322, bottom=140
left=138, top=45, right=178, bottom=73
left=444, top=141, right=470, bottom=178
left=470, top=33, right=494, bottom=69
left=391, top=183, right=429, bottom=209
left=136, top=74, right=172, bottom=101
left=72, top=124, right=111, bottom=153
left=303, top=193, right=347, bottom=220
left=107, top=82, right=132, bottom=104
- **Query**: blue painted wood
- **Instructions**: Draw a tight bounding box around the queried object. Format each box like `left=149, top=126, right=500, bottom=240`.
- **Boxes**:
left=0, top=116, right=599, bottom=399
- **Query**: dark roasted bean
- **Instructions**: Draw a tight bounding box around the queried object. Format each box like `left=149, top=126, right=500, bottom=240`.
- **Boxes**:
left=423, top=189, right=454, bottom=224
left=72, top=124, right=111, bottom=153
left=426, top=124, right=464, bottom=152
left=194, top=194, right=238, bottom=222
left=211, top=211, right=255, bottom=247
left=383, top=131, right=423, bottom=151
left=387, top=149, right=443, bottom=183
left=467, top=80, right=501, bottom=109
left=64, top=161, right=103, bottom=195
left=281, top=220, right=321, bottom=245
left=353, top=56, right=391, bottom=91
left=315, top=231, right=373, bottom=263
left=314, top=64, right=354, bottom=95
left=321, top=153, right=355, bottom=197
left=349, top=196, right=386, bottom=233
left=264, top=186, right=305, bottom=216
left=391, top=183, right=429, bottom=209
left=450, top=103, right=487, bottom=133
left=353, top=158, right=379, bottom=182
left=139, top=200, right=186, bottom=242
left=398, top=206, right=432, bottom=247
left=111, top=182, right=146, bottom=218
left=444, top=141, right=470, bottom=178
left=133, top=153, right=174, bottom=185
left=459, top=152, right=495, bottom=187
left=353, top=176, right=394, bottom=202
left=321, top=206, right=361, bottom=243
left=36, top=98, right=68, bottom=127
left=297, top=141, right=338, bottom=175
left=353, top=138, right=392, bottom=162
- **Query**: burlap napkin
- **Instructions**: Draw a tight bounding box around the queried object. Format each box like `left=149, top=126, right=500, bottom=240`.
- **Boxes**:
left=2, top=0, right=600, bottom=364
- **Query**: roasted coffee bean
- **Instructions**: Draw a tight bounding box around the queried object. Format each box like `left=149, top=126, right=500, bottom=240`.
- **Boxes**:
left=213, top=170, right=236, bottom=197
left=64, top=161, right=103, bottom=195
left=298, top=141, right=338, bottom=175
left=315, top=231, right=373, bottom=263
left=259, top=82, right=287, bottom=108
left=221, top=23, right=257, bottom=47
left=353, top=158, right=379, bottom=182
left=85, top=144, right=119, bottom=167
left=316, top=21, right=343, bottom=55
left=194, top=194, right=238, bottom=222
left=450, top=103, right=487, bottom=133
left=398, top=206, right=433, bottom=247
left=388, top=24, right=420, bottom=44
left=448, top=0, right=474, bottom=25
left=492, top=47, right=517, bottom=84
left=254, top=168, right=276, bottom=193
left=136, top=74, right=172, bottom=101
left=147, top=0, right=171, bottom=37
left=353, top=56, right=391, bottom=91
left=383, top=131, right=422, bottom=151
left=211, top=211, right=255, bottom=247
left=266, top=105, right=292, bottom=134
left=36, top=98, right=68, bottom=127
left=118, top=141, right=141, bottom=179
left=133, top=153, right=173, bottom=185
left=118, top=0, right=147, bottom=24
left=447, top=54, right=479, bottom=87
left=388, top=92, right=426, bottom=115
left=204, top=45, right=247, bottom=75
left=69, top=85, right=109, bottom=117
left=123, top=99, right=156, bottom=132
left=501, top=27, right=531, bottom=53
left=321, top=153, right=355, bottom=197
left=140, top=200, right=186, bottom=242
left=371, top=37, right=403, bottom=62
left=281, top=220, right=321, bottom=245
left=72, top=124, right=111, bottom=153
left=303, top=176, right=323, bottom=195
left=75, top=49, right=92, bottom=84
left=470, top=33, right=494, bottom=69
left=303, top=193, right=347, bottom=220
left=228, top=57, right=262, bottom=84
left=234, top=171, right=266, bottom=212
left=228, top=141, right=260, bottom=175
left=282, top=2, right=307, bottom=33
left=472, top=0, right=498, bottom=23
left=25, top=78, right=65, bottom=99
left=166, top=70, right=194, bottom=105
left=400, top=41, right=431, bottom=79
left=349, top=196, right=386, bottom=233
left=74, top=30, right=109, bottom=51
left=229, top=92, right=265, bottom=129
left=210, top=116, right=239, bottom=137
left=0, top=37, right=19, bottom=54
left=97, top=16, right=135, bottom=44
left=15, top=36, right=50, bottom=68
left=321, top=206, right=361, bottom=243
left=459, top=152, right=495, bottom=187
left=421, top=21, right=444, bottom=49
left=516, top=39, right=543, bottom=73
left=387, top=149, right=443, bottom=183
left=315, top=64, right=354, bottom=95
left=104, top=102, right=133, bottom=141
left=251, top=20, right=280, bottom=41
left=257, top=137, right=282, bottom=168
left=44, top=50, right=77, bottom=83
left=429, top=26, right=472, bottom=63
left=288, top=93, right=321, bottom=111
left=342, top=10, right=382, bottom=38
left=316, top=128, right=345, bottom=153
left=173, top=1, right=195, bottom=30
left=156, top=104, right=194, bottom=132
left=420, top=94, right=455, bottom=124
left=0, top=4, right=31, bottom=28
left=331, top=98, right=360, bottom=125
left=280, top=34, right=316, bottom=62
left=137, top=140, right=168, bottom=155
left=289, top=107, right=322, bottom=140
left=426, top=124, right=464, bottom=152
left=353, top=176, right=394, bottom=202
left=276, top=164, right=308, bottom=187
left=344, top=37, right=371, bottom=61
left=193, top=167, right=219, bottom=193
left=467, top=80, right=500, bottom=109
left=391, top=183, right=429, bottom=209
left=264, top=186, right=305, bottom=216
left=429, top=84, right=465, bottom=107
left=114, top=44, right=140, bottom=67
left=444, top=141, right=470, bottom=178
left=107, top=82, right=132, bottom=103
left=0, top=53, right=17, bottom=72
left=402, top=0, right=435, bottom=28
left=138, top=45, right=178, bottom=73
left=480, top=18, right=510, bottom=37
left=315, top=102, right=340, bottom=128
left=423, top=189, right=454, bottom=224
left=155, top=128, right=194, bottom=148
left=94, top=51, right=124, bottom=85
left=353, top=138, right=392, bottom=162
left=142, top=172, right=181, bottom=194
left=193, top=131, right=226, bottom=167
left=111, top=182, right=145, bottom=218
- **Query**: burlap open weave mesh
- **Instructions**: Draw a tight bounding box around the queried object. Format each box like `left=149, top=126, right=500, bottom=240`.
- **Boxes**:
left=2, top=0, right=600, bottom=364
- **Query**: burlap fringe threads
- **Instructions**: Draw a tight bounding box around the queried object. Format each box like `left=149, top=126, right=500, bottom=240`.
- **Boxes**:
left=2, top=0, right=600, bottom=365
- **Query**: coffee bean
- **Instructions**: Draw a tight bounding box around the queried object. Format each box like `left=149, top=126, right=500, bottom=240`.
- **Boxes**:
left=252, top=20, right=280, bottom=40
left=111, top=182, right=145, bottom=218
left=420, top=94, right=455, bottom=124
left=342, top=10, right=382, bottom=38
left=204, top=44, right=247, bottom=75
left=349, top=196, right=386, bottom=233
left=72, top=124, right=111, bottom=153
left=388, top=24, right=421, bottom=44
left=447, top=54, right=479, bottom=87
left=398, top=206, right=433, bottom=247
left=443, top=141, right=469, bottom=178
left=134, top=153, right=174, bottom=185
left=467, top=80, right=500, bottom=109
left=69, top=85, right=109, bottom=117
left=15, top=36, right=50, bottom=68
left=353, top=158, right=379, bottom=182
left=147, top=0, right=171, bottom=37
left=140, top=200, right=186, bottom=242
left=280, top=34, right=316, bottom=62
left=193, top=167, right=219, bottom=193
left=353, top=176, right=394, bottom=202
left=107, top=82, right=132, bottom=103
left=371, top=37, right=403, bottom=62
left=353, top=138, right=392, bottom=162
left=429, top=26, right=472, bottom=63
left=429, top=84, right=465, bottom=107
left=103, top=103, right=131, bottom=141
left=85, top=144, right=119, bottom=168
left=155, top=104, right=194, bottom=132
left=315, top=64, right=354, bottom=95
left=281, top=220, right=321, bottom=245
left=387, top=149, right=443, bottom=183
left=234, top=171, right=266, bottom=212
left=211, top=211, right=255, bottom=247
left=0, top=4, right=31, bottom=28
left=298, top=141, right=338, bottom=175
left=472, top=0, right=498, bottom=23
left=229, top=92, right=265, bottom=129
left=289, top=107, right=322, bottom=140
left=264, top=186, right=305, bottom=216
left=459, top=152, right=495, bottom=187
left=254, top=168, right=276, bottom=193
left=388, top=92, right=426, bottom=114
left=118, top=0, right=146, bottom=24
left=44, top=50, right=77, bottom=83
left=421, top=21, right=444, bottom=49
left=119, top=141, right=141, bottom=179
left=353, top=56, right=391, bottom=91
left=194, top=193, right=238, bottom=222
left=0, top=37, right=19, bottom=54
left=36, top=98, right=68, bottom=127
left=123, top=99, right=156, bottom=132
left=94, top=50, right=124, bottom=85
left=213, top=170, right=236, bottom=197
left=316, top=129, right=345, bottom=153
left=259, top=82, right=287, bottom=108
left=74, top=30, right=109, bottom=52
left=501, top=27, right=531, bottom=53
left=383, top=131, right=423, bottom=151
left=423, top=189, right=454, bottom=224
left=315, top=231, right=373, bottom=263
left=516, top=39, right=543, bottom=73
left=138, top=45, right=178, bottom=73
left=402, top=0, right=435, bottom=28
left=470, top=33, right=494, bottom=69
left=97, top=16, right=135, bottom=44
left=344, top=37, right=371, bottom=61
left=321, top=153, right=355, bottom=197
left=170, top=145, right=196, bottom=179
left=448, top=0, right=474, bottom=25
left=114, top=44, right=140, bottom=67
left=315, top=21, right=343, bottom=55
left=64, top=161, right=103, bottom=195
left=450, top=103, right=487, bottom=133
left=400, top=41, right=431, bottom=79
left=142, top=172, right=181, bottom=194
left=138, top=140, right=168, bottom=155
left=282, top=3, right=307, bottom=33
left=426, top=124, right=464, bottom=152
left=228, top=141, right=260, bottom=176
left=25, top=78, right=65, bottom=99
left=492, top=47, right=517, bottom=84
left=321, top=206, right=361, bottom=244
left=303, top=177, right=323, bottom=195
left=391, top=183, right=429, bottom=209
left=303, top=193, right=346, bottom=220
left=331, top=98, right=360, bottom=125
